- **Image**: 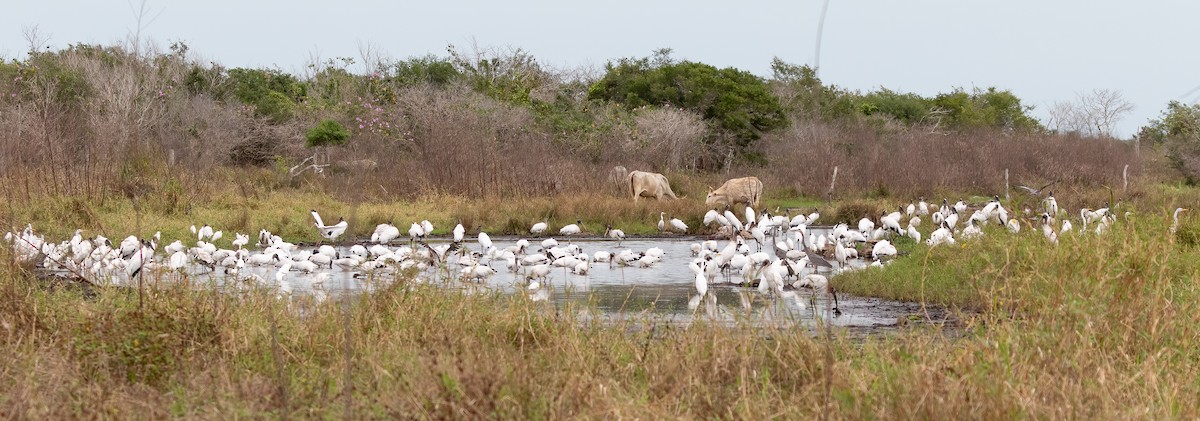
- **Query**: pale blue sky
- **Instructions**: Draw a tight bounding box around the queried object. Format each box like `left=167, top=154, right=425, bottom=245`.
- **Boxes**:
left=6, top=1, right=1199, bottom=138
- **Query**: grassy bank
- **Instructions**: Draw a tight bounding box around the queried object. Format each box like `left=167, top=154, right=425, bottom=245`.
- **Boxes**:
left=3, top=192, right=1200, bottom=417
left=3, top=221, right=1200, bottom=418
left=0, top=167, right=828, bottom=247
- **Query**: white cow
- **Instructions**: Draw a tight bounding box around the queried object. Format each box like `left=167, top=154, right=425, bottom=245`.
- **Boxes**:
left=705, top=177, right=763, bottom=209
left=629, top=171, right=678, bottom=202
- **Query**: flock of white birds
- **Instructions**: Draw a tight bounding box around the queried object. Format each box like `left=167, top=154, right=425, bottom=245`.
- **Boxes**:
left=2, top=192, right=1175, bottom=315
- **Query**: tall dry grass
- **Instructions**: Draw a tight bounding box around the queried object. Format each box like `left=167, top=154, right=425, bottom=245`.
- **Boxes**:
left=753, top=120, right=1141, bottom=201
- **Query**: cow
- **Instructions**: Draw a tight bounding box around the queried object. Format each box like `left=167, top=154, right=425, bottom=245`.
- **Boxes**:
left=705, top=176, right=763, bottom=209
left=629, top=170, right=678, bottom=202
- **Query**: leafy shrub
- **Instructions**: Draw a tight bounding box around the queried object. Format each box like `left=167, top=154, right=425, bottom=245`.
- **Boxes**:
left=256, top=91, right=295, bottom=123
left=306, top=119, right=351, bottom=147
left=932, top=87, right=1042, bottom=131
left=390, top=54, right=460, bottom=87
left=589, top=51, right=787, bottom=156
left=1140, top=101, right=1200, bottom=182
left=227, top=67, right=306, bottom=122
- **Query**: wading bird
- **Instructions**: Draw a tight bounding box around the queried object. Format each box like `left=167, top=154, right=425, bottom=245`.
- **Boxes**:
left=1171, top=207, right=1190, bottom=235
left=670, top=216, right=688, bottom=234
left=605, top=225, right=626, bottom=245
left=530, top=220, right=548, bottom=236
left=560, top=220, right=582, bottom=236
left=311, top=210, right=348, bottom=242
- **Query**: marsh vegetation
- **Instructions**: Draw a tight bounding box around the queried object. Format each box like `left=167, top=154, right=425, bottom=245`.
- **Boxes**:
left=2, top=40, right=1199, bottom=418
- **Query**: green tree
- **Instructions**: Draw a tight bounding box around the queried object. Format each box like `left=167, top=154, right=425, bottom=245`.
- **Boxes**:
left=306, top=119, right=351, bottom=147
left=1138, top=101, right=1200, bottom=181
left=589, top=52, right=787, bottom=152
left=768, top=58, right=856, bottom=121
left=858, top=88, right=933, bottom=125
left=932, top=87, right=1041, bottom=131
left=227, top=67, right=307, bottom=122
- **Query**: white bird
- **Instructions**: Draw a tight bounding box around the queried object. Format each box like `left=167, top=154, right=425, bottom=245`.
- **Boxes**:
left=167, top=250, right=188, bottom=271
left=1041, top=213, right=1058, bottom=244
left=1006, top=218, right=1021, bottom=234
left=806, top=209, right=820, bottom=225
left=954, top=200, right=968, bottom=214
left=1171, top=207, right=1190, bottom=234
left=917, top=197, right=930, bottom=216
left=857, top=217, right=874, bottom=234
left=191, top=224, right=215, bottom=242
left=906, top=222, right=922, bottom=243
left=311, top=210, right=348, bottom=241
left=478, top=231, right=493, bottom=252
left=453, top=223, right=465, bottom=243
left=872, top=240, right=897, bottom=261
left=1045, top=193, right=1059, bottom=216
left=231, top=233, right=250, bottom=249
left=605, top=225, right=626, bottom=244
left=690, top=260, right=708, bottom=296
left=658, top=212, right=667, bottom=234
left=927, top=223, right=955, bottom=247
left=593, top=250, right=611, bottom=263
left=560, top=220, right=582, bottom=236
left=669, top=216, right=688, bottom=234
left=372, top=223, right=401, bottom=243
left=531, top=221, right=548, bottom=235
left=723, top=210, right=743, bottom=231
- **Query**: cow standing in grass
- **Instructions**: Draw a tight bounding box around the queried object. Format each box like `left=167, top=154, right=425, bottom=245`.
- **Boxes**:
left=706, top=177, right=763, bottom=209
left=629, top=171, right=678, bottom=202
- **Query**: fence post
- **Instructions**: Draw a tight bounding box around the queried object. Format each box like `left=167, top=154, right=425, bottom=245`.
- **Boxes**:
left=827, top=166, right=838, bottom=201
left=1123, top=164, right=1129, bottom=193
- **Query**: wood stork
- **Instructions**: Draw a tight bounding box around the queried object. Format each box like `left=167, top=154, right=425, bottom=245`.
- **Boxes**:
left=372, top=223, right=400, bottom=243
left=311, top=210, right=348, bottom=242
left=530, top=220, right=548, bottom=236
left=453, top=223, right=465, bottom=243
left=605, top=225, right=626, bottom=245
left=559, top=220, right=582, bottom=235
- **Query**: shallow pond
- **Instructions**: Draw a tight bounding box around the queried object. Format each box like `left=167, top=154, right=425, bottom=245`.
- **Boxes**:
left=41, top=232, right=956, bottom=334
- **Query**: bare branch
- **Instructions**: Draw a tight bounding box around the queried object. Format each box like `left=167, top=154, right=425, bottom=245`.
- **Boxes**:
left=21, top=25, right=50, bottom=54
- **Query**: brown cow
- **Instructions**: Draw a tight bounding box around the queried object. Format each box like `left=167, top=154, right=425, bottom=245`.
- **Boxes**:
left=705, top=176, right=763, bottom=208
left=629, top=171, right=678, bottom=202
